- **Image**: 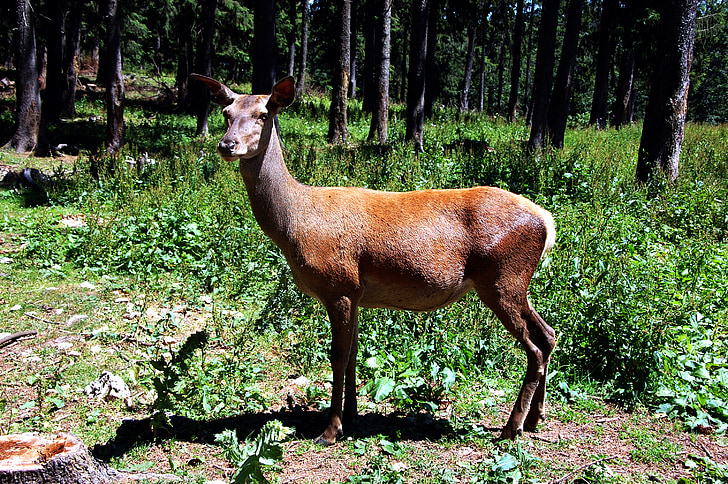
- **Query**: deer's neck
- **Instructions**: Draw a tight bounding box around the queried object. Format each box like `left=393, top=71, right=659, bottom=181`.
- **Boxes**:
left=239, top=122, right=306, bottom=246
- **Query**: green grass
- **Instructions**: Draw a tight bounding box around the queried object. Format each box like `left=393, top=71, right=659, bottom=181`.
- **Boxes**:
left=1, top=88, right=727, bottom=482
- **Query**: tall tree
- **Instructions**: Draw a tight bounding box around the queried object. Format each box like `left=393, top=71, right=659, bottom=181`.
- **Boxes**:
left=546, top=0, right=583, bottom=148
left=423, top=0, right=439, bottom=118
left=636, top=0, right=698, bottom=183
left=194, top=0, right=219, bottom=136
left=286, top=0, right=297, bottom=77
left=589, top=0, right=618, bottom=128
left=507, top=0, right=525, bottom=122
left=405, top=0, right=430, bottom=152
left=328, top=0, right=351, bottom=144
left=253, top=0, right=277, bottom=94
left=60, top=0, right=84, bottom=118
left=611, top=5, right=636, bottom=129
left=296, top=0, right=310, bottom=98
left=175, top=0, right=196, bottom=111
left=367, top=0, right=392, bottom=143
left=527, top=0, right=559, bottom=150
left=5, top=0, right=45, bottom=153
left=349, top=0, right=358, bottom=98
left=104, top=0, right=124, bottom=154
left=459, top=24, right=477, bottom=114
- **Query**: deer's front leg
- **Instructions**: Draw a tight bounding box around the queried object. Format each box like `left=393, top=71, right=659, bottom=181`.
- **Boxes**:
left=315, top=296, right=358, bottom=446
left=343, top=307, right=360, bottom=425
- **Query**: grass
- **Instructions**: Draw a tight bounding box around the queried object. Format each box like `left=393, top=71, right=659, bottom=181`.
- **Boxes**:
left=1, top=82, right=728, bottom=482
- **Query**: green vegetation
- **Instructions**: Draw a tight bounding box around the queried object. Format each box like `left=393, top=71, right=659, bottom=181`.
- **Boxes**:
left=1, top=89, right=727, bottom=482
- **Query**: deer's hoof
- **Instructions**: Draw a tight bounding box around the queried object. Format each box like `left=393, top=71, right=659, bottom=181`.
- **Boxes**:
left=499, top=425, right=522, bottom=441
left=313, top=426, right=343, bottom=446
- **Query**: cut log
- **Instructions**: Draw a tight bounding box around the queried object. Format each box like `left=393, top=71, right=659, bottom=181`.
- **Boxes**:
left=0, top=432, right=121, bottom=483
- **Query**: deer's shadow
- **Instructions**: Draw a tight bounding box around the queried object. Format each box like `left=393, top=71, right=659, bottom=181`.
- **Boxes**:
left=91, top=407, right=487, bottom=461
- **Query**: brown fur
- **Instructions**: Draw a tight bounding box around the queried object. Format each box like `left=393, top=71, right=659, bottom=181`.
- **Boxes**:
left=191, top=74, right=557, bottom=445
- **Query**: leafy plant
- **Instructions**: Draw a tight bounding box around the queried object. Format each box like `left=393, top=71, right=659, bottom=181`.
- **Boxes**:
left=215, top=420, right=294, bottom=484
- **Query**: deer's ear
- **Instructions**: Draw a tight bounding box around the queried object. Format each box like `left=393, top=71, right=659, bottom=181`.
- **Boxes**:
left=269, top=76, right=296, bottom=109
left=190, top=74, right=238, bottom=106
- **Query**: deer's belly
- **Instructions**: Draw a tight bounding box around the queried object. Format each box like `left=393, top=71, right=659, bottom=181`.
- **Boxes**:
left=358, top=277, right=474, bottom=311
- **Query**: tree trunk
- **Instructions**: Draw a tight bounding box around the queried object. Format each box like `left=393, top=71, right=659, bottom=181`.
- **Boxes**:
left=253, top=0, right=277, bottom=94
left=507, top=0, right=524, bottom=122
left=524, top=0, right=535, bottom=124
left=287, top=0, right=296, bottom=77
left=175, top=1, right=195, bottom=111
left=589, top=0, right=617, bottom=129
left=547, top=0, right=583, bottom=148
left=61, top=0, right=84, bottom=118
left=0, top=433, right=119, bottom=483
left=0, top=432, right=178, bottom=483
left=328, top=0, right=351, bottom=144
left=527, top=0, right=559, bottom=150
left=104, top=0, right=124, bottom=154
left=405, top=0, right=429, bottom=152
left=43, top=0, right=65, bottom=124
left=636, top=0, right=698, bottom=183
left=367, top=0, right=391, bottom=143
left=296, top=0, right=310, bottom=98
left=423, top=0, right=439, bottom=119
left=194, top=0, right=218, bottom=136
left=362, top=0, right=376, bottom=112
left=349, top=0, right=358, bottom=98
left=5, top=0, right=45, bottom=154
left=459, top=25, right=476, bottom=114
left=611, top=9, right=635, bottom=129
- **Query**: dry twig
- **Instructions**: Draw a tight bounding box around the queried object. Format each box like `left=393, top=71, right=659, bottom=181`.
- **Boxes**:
left=549, top=456, right=618, bottom=484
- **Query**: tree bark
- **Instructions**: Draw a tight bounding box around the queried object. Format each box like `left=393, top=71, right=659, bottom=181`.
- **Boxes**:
left=194, top=0, right=218, bottom=136
left=507, top=0, right=525, bottom=122
left=175, top=1, right=195, bottom=111
left=423, top=0, right=439, bottom=119
left=362, top=0, right=376, bottom=112
left=61, top=0, right=84, bottom=118
left=524, top=0, right=535, bottom=124
left=405, top=0, right=429, bottom=152
left=636, top=0, right=698, bottom=183
left=527, top=0, right=559, bottom=151
left=296, top=0, right=310, bottom=98
left=547, top=0, right=583, bottom=148
left=349, top=0, right=358, bottom=98
left=0, top=433, right=119, bottom=483
left=252, top=0, right=277, bottom=94
left=328, top=0, right=351, bottom=144
left=459, top=25, right=476, bottom=114
left=589, top=0, right=618, bottom=129
left=367, top=0, right=391, bottom=143
left=5, top=0, right=45, bottom=154
left=0, top=433, right=179, bottom=483
left=43, top=0, right=66, bottom=124
left=287, top=0, right=297, bottom=77
left=104, top=0, right=124, bottom=154
left=611, top=7, right=635, bottom=129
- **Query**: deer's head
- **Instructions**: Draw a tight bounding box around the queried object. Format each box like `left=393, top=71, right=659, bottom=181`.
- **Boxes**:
left=191, top=75, right=295, bottom=161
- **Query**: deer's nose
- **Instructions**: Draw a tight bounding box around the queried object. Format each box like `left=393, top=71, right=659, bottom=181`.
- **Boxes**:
left=218, top=138, right=237, bottom=154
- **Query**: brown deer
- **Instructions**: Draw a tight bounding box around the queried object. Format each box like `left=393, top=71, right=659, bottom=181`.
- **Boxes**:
left=191, top=74, right=556, bottom=445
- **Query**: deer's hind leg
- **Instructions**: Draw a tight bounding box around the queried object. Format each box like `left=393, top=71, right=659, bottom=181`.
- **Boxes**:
left=476, top=277, right=555, bottom=439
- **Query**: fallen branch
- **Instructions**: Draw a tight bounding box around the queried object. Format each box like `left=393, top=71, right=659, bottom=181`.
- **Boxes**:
left=0, top=330, right=38, bottom=349
left=549, top=456, right=618, bottom=484
left=23, top=312, right=56, bottom=324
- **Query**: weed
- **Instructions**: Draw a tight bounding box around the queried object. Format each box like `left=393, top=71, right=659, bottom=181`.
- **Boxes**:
left=215, top=420, right=294, bottom=484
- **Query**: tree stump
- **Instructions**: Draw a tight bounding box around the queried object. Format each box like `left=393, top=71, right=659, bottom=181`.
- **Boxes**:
left=0, top=432, right=120, bottom=484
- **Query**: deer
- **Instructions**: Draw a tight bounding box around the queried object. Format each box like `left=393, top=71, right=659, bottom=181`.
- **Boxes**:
left=191, top=74, right=557, bottom=446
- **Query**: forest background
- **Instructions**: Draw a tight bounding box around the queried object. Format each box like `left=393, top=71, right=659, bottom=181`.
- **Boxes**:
left=1, top=0, right=728, bottom=483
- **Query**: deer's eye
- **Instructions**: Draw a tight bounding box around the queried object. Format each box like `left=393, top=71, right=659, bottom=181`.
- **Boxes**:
left=258, top=113, right=268, bottom=122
